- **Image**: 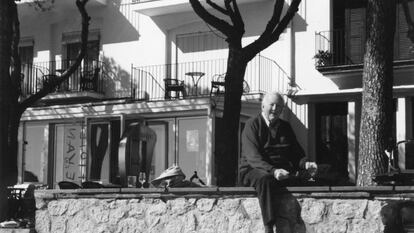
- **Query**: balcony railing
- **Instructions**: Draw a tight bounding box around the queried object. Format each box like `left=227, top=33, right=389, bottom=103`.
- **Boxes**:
left=20, top=59, right=104, bottom=98
left=315, top=29, right=414, bottom=68
left=131, top=55, right=292, bottom=101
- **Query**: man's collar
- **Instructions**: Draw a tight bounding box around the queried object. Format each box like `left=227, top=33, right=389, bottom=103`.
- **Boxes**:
left=261, top=112, right=270, bottom=127
left=261, top=112, right=280, bottom=127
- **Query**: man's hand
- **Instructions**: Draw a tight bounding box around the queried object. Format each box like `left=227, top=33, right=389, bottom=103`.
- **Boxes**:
left=305, top=162, right=318, bottom=170
left=273, top=169, right=290, bottom=180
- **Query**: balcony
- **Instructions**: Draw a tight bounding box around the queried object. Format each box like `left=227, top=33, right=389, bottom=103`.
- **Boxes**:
left=131, top=55, right=292, bottom=101
left=314, top=29, right=414, bottom=74
left=20, top=59, right=105, bottom=103
left=132, top=0, right=270, bottom=16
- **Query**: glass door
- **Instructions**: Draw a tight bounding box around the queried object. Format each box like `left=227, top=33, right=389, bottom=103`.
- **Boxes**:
left=53, top=123, right=85, bottom=188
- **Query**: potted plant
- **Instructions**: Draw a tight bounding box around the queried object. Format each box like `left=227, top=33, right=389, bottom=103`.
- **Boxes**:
left=314, top=50, right=333, bottom=67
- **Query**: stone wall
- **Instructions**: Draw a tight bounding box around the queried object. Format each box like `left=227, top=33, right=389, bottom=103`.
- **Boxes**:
left=34, top=187, right=414, bottom=233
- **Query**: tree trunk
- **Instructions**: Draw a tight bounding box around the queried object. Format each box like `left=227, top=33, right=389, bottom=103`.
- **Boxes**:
left=357, top=0, right=396, bottom=186
left=216, top=47, right=248, bottom=186
left=0, top=0, right=15, bottom=221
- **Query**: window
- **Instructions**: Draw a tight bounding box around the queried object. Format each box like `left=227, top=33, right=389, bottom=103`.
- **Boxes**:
left=147, top=121, right=169, bottom=181
left=333, top=0, right=414, bottom=63
left=62, top=30, right=100, bottom=91
left=54, top=123, right=86, bottom=188
left=19, top=38, right=34, bottom=96
left=177, top=117, right=208, bottom=183
left=23, top=123, right=48, bottom=184
left=87, top=119, right=121, bottom=184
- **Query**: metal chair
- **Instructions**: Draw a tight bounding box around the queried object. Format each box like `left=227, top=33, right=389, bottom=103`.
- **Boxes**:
left=210, top=74, right=225, bottom=96
left=80, top=67, right=100, bottom=91
left=164, top=78, right=186, bottom=99
left=210, top=73, right=250, bottom=96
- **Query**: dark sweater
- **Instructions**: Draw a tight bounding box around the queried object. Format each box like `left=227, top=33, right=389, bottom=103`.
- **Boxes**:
left=239, top=114, right=307, bottom=176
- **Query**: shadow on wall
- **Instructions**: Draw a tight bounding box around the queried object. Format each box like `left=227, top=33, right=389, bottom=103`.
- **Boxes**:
left=101, top=0, right=140, bottom=44
left=101, top=56, right=132, bottom=98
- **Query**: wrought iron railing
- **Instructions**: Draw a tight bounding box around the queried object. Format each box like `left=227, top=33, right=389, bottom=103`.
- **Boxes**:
left=131, top=55, right=293, bottom=101
left=20, top=59, right=104, bottom=98
left=315, top=29, right=414, bottom=68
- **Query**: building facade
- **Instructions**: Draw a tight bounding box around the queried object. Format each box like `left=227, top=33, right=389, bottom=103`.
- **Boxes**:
left=16, top=0, right=414, bottom=188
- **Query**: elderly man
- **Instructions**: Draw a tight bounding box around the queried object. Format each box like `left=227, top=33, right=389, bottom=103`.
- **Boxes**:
left=239, top=91, right=316, bottom=233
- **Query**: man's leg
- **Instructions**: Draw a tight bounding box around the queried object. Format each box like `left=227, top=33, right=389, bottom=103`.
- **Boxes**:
left=242, top=168, right=282, bottom=233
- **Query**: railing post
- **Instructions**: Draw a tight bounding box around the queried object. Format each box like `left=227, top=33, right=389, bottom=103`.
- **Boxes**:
left=131, top=63, right=134, bottom=99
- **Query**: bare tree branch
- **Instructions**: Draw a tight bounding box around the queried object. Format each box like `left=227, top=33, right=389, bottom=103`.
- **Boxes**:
left=20, top=0, right=90, bottom=109
left=263, top=0, right=284, bottom=36
left=230, top=0, right=244, bottom=28
left=244, top=0, right=301, bottom=59
left=10, top=1, right=21, bottom=97
left=225, top=0, right=244, bottom=34
left=189, top=0, right=234, bottom=37
left=206, top=0, right=228, bottom=15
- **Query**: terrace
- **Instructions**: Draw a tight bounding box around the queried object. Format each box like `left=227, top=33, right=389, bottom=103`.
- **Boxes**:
left=314, top=29, right=414, bottom=74
left=131, top=55, right=293, bottom=101
left=20, top=55, right=292, bottom=104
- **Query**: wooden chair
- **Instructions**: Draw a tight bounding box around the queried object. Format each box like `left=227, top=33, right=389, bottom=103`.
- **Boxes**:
left=210, top=74, right=225, bottom=96
left=80, top=67, right=100, bottom=91
left=164, top=78, right=187, bottom=99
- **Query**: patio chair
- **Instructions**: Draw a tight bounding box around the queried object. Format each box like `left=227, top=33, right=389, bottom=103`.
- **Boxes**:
left=210, top=73, right=250, bottom=96
left=210, top=74, right=225, bottom=96
left=80, top=67, right=100, bottom=91
left=164, top=78, right=187, bottom=99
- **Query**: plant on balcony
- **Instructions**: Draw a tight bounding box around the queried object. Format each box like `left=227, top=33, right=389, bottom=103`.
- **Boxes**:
left=314, top=50, right=333, bottom=67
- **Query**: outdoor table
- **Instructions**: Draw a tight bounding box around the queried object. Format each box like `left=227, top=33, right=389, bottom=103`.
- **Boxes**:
left=185, top=72, right=205, bottom=95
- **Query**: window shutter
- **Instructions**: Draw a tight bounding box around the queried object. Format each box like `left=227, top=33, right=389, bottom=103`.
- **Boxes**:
left=346, top=8, right=366, bottom=64
left=397, top=2, right=414, bottom=60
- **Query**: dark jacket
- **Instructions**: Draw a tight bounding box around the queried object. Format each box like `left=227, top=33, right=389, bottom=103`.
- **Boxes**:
left=239, top=114, right=307, bottom=177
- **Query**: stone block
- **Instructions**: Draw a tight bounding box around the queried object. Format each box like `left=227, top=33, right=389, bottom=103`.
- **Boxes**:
left=47, top=200, right=68, bottom=216
left=196, top=198, right=215, bottom=213
left=115, top=218, right=146, bottom=233
left=128, top=202, right=147, bottom=218
left=88, top=204, right=110, bottom=223
left=50, top=216, right=66, bottom=233
left=228, top=211, right=251, bottom=233
left=217, top=198, right=240, bottom=216
left=241, top=198, right=262, bottom=220
left=198, top=210, right=229, bottom=232
left=147, top=201, right=167, bottom=216
left=170, top=198, right=192, bottom=216
left=347, top=219, right=384, bottom=233
left=66, top=199, right=84, bottom=216
left=301, top=198, right=326, bottom=224
left=35, top=210, right=50, bottom=233
left=331, top=200, right=368, bottom=219
left=66, top=211, right=95, bottom=233
left=314, top=219, right=348, bottom=233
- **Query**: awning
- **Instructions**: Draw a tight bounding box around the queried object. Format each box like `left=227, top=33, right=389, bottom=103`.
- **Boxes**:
left=292, top=85, right=414, bottom=104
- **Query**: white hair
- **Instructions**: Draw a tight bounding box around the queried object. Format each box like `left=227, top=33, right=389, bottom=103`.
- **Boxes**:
left=261, top=91, right=284, bottom=107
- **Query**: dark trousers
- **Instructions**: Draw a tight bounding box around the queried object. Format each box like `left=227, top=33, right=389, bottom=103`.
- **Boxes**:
left=241, top=168, right=289, bottom=226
